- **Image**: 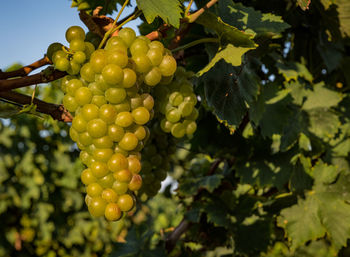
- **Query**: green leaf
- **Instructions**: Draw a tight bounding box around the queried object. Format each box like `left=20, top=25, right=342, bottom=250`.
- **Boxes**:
left=200, top=60, right=259, bottom=127
left=297, top=0, right=311, bottom=10
left=277, top=196, right=326, bottom=250
left=179, top=174, right=224, bottom=196
left=136, top=0, right=182, bottom=28
left=195, top=11, right=256, bottom=47
left=276, top=62, right=313, bottom=82
left=307, top=108, right=340, bottom=139
left=218, top=0, right=291, bottom=37
left=302, top=83, right=342, bottom=110
left=336, top=0, right=350, bottom=37
left=198, top=44, right=254, bottom=76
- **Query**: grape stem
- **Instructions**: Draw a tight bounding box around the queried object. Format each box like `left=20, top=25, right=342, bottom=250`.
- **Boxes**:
left=171, top=38, right=219, bottom=52
left=165, top=218, right=190, bottom=253
left=0, top=56, right=52, bottom=80
left=0, top=90, right=73, bottom=122
left=0, top=67, right=67, bottom=92
left=185, top=0, right=194, bottom=16
left=98, top=6, right=141, bottom=49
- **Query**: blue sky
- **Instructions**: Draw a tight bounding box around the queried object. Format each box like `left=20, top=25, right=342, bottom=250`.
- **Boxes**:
left=0, top=0, right=140, bottom=71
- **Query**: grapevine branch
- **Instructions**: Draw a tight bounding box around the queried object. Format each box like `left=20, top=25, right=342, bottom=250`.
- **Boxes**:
left=0, top=68, right=67, bottom=92
left=165, top=218, right=191, bottom=253
left=0, top=90, right=73, bottom=122
left=0, top=56, right=51, bottom=80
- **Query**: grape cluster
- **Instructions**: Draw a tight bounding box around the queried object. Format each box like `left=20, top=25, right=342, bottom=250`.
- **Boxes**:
left=47, top=26, right=95, bottom=75
left=139, top=122, right=178, bottom=197
left=154, top=67, right=199, bottom=138
left=52, top=25, right=178, bottom=221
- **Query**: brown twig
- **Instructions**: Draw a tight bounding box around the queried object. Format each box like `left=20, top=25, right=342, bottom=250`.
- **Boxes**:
left=0, top=68, right=66, bottom=92
left=0, top=56, right=52, bottom=80
left=0, top=90, right=73, bottom=122
left=188, top=0, right=219, bottom=23
left=146, top=24, right=171, bottom=41
left=165, top=218, right=191, bottom=253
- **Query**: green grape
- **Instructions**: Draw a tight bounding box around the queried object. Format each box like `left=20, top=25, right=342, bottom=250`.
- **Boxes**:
left=66, top=79, right=83, bottom=96
left=112, top=181, right=129, bottom=195
left=75, top=87, right=92, bottom=106
left=69, top=127, right=79, bottom=142
left=101, top=188, right=118, bottom=203
left=80, top=63, right=96, bottom=82
left=69, top=39, right=86, bottom=51
left=88, top=196, right=107, bottom=217
left=78, top=131, right=93, bottom=146
left=132, top=54, right=152, bottom=73
left=87, top=182, right=103, bottom=197
left=99, top=104, right=117, bottom=124
left=179, top=101, right=194, bottom=117
left=148, top=40, right=164, bottom=53
left=166, top=108, right=181, bottom=123
left=67, top=61, right=81, bottom=75
left=147, top=48, right=163, bottom=66
left=102, top=63, right=123, bottom=85
left=72, top=51, right=86, bottom=64
left=93, top=136, right=113, bottom=148
left=81, top=168, right=97, bottom=185
left=130, top=38, right=149, bottom=56
left=81, top=104, right=99, bottom=121
left=159, top=55, right=177, bottom=76
left=160, top=118, right=173, bottom=133
left=113, top=169, right=132, bottom=183
left=185, top=120, right=197, bottom=135
left=98, top=174, right=114, bottom=188
left=65, top=25, right=85, bottom=42
left=54, top=57, right=70, bottom=71
left=133, top=125, right=147, bottom=141
left=144, top=67, right=162, bottom=86
left=63, top=94, right=79, bottom=112
left=84, top=41, right=95, bottom=58
left=105, top=36, right=127, bottom=51
left=132, top=107, right=150, bottom=125
left=114, top=100, right=131, bottom=113
left=108, top=124, right=125, bottom=142
left=169, top=92, right=183, bottom=106
left=90, top=49, right=107, bottom=73
left=91, top=95, right=107, bottom=107
left=90, top=161, right=109, bottom=178
left=108, top=153, right=128, bottom=172
left=118, top=27, right=136, bottom=47
left=119, top=132, right=138, bottom=151
left=142, top=93, right=155, bottom=111
left=107, top=50, right=128, bottom=68
left=88, top=82, right=104, bottom=95
left=130, top=95, right=143, bottom=110
left=105, top=203, right=122, bottom=221
left=171, top=122, right=185, bottom=138
left=52, top=50, right=67, bottom=63
left=72, top=114, right=87, bottom=133
left=115, top=111, right=133, bottom=127
left=122, top=68, right=137, bottom=88
left=87, top=118, right=107, bottom=138
left=127, top=156, right=141, bottom=174
left=128, top=174, right=142, bottom=191
left=93, top=148, right=113, bottom=163
left=80, top=151, right=94, bottom=166
left=117, top=194, right=134, bottom=212
left=46, top=42, right=63, bottom=62
left=105, top=88, right=126, bottom=104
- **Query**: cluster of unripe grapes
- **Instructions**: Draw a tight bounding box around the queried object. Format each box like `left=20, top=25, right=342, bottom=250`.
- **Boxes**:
left=154, top=67, right=199, bottom=138
left=47, top=26, right=95, bottom=75
left=49, top=24, right=199, bottom=220
left=140, top=122, right=178, bottom=197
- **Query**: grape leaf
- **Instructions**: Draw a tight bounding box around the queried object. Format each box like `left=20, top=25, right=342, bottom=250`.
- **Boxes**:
left=302, top=83, right=342, bottom=110
left=195, top=11, right=256, bottom=47
left=136, top=0, right=182, bottom=28
left=179, top=174, right=224, bottom=196
left=307, top=108, right=339, bottom=139
left=276, top=61, right=313, bottom=82
left=198, top=44, right=255, bottom=76
left=218, top=0, right=291, bottom=37
left=200, top=60, right=259, bottom=127
left=337, top=0, right=350, bottom=37
left=277, top=196, right=326, bottom=250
